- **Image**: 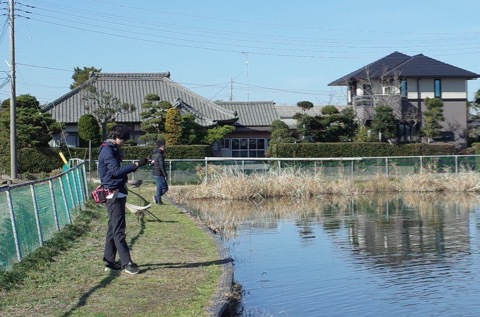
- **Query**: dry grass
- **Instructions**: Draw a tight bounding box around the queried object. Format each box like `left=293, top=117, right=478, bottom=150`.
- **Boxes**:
left=170, top=170, right=480, bottom=201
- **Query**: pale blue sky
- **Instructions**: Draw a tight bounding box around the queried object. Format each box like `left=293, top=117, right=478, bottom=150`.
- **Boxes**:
left=1, top=0, right=479, bottom=106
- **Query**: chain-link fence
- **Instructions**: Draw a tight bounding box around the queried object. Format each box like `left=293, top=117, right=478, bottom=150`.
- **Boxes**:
left=2, top=155, right=478, bottom=271
left=86, top=155, right=480, bottom=185
left=0, top=162, right=88, bottom=271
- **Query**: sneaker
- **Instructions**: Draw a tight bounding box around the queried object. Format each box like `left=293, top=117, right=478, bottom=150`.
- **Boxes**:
left=105, top=261, right=122, bottom=272
left=123, top=262, right=140, bottom=275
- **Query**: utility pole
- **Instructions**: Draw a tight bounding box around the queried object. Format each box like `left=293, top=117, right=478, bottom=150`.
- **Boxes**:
left=9, top=0, right=17, bottom=181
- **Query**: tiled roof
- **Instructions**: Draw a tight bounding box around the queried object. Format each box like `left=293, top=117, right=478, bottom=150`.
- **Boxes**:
left=42, top=72, right=238, bottom=127
left=329, top=51, right=480, bottom=86
left=215, top=101, right=279, bottom=126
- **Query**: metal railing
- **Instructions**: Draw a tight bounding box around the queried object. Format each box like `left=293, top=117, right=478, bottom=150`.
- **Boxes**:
left=86, top=155, right=480, bottom=185
left=0, top=162, right=88, bottom=271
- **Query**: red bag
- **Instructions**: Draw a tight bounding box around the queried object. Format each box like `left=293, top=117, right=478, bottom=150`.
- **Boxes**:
left=91, top=185, right=109, bottom=203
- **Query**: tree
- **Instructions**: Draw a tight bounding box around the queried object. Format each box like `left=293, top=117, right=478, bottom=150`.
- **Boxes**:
left=370, top=104, right=397, bottom=141
left=82, top=86, right=136, bottom=139
left=78, top=114, right=101, bottom=147
left=321, top=105, right=340, bottom=116
left=315, top=106, right=357, bottom=142
left=293, top=112, right=314, bottom=141
left=421, top=97, right=444, bottom=143
left=297, top=100, right=314, bottom=114
left=139, top=94, right=171, bottom=144
left=203, top=125, right=235, bottom=145
left=70, top=66, right=101, bottom=90
left=165, top=108, right=183, bottom=145
left=181, top=114, right=204, bottom=144
left=267, top=119, right=295, bottom=156
left=0, top=94, right=63, bottom=149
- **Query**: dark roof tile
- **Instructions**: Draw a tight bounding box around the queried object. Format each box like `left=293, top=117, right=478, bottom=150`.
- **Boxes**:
left=43, top=72, right=238, bottom=127
left=329, top=51, right=479, bottom=86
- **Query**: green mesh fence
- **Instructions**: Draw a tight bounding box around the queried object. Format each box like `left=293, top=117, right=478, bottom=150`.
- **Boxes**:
left=0, top=162, right=87, bottom=272
left=86, top=155, right=480, bottom=186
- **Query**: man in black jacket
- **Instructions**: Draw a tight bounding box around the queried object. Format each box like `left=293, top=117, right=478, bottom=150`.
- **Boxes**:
left=152, top=140, right=168, bottom=205
left=98, top=124, right=148, bottom=274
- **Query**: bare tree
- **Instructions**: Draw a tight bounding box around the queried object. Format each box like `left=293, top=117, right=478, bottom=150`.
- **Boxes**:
left=83, top=85, right=136, bottom=139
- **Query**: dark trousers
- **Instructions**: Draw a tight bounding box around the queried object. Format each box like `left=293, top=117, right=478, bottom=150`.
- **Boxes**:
left=154, top=175, right=168, bottom=203
left=103, top=197, right=132, bottom=267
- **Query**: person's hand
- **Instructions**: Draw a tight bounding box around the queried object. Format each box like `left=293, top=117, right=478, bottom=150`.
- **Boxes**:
left=136, top=158, right=148, bottom=167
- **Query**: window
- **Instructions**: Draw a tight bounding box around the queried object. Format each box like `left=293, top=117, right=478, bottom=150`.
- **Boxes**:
left=230, top=138, right=267, bottom=157
left=434, top=79, right=441, bottom=98
left=382, top=86, right=400, bottom=95
left=221, top=138, right=230, bottom=149
left=362, top=84, right=372, bottom=95
left=400, top=80, right=407, bottom=98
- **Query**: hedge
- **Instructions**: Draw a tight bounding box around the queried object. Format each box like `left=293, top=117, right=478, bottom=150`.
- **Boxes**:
left=270, top=142, right=456, bottom=158
left=62, top=144, right=212, bottom=160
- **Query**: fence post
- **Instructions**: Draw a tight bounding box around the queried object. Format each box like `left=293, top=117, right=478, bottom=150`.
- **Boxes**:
left=6, top=189, right=22, bottom=262
left=350, top=160, right=354, bottom=178
left=59, top=177, right=72, bottom=224
left=71, top=170, right=80, bottom=208
left=204, top=158, right=208, bottom=183
left=455, top=155, right=458, bottom=174
left=49, top=180, right=60, bottom=231
left=420, top=156, right=423, bottom=173
left=385, top=158, right=389, bottom=177
left=30, top=184, right=44, bottom=246
left=82, top=164, right=89, bottom=200
left=168, top=160, right=172, bottom=185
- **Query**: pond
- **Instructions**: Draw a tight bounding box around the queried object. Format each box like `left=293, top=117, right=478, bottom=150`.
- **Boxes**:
left=182, top=194, right=480, bottom=316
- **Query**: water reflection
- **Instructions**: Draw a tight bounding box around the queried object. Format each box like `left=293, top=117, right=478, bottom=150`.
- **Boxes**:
left=177, top=193, right=480, bottom=316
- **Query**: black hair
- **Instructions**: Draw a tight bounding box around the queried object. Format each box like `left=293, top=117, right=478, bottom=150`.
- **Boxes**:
left=107, top=124, right=131, bottom=140
left=156, top=140, right=165, bottom=147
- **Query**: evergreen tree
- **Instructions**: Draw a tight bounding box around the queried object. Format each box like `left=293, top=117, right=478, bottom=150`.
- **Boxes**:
left=267, top=119, right=295, bottom=156
left=314, top=106, right=357, bottom=142
left=204, top=125, right=235, bottom=145
left=165, top=108, right=183, bottom=145
left=70, top=66, right=101, bottom=89
left=181, top=114, right=204, bottom=144
left=421, top=97, right=445, bottom=143
left=297, top=100, right=314, bottom=113
left=370, top=104, right=397, bottom=141
left=0, top=94, right=63, bottom=148
left=78, top=114, right=102, bottom=146
left=139, top=94, right=171, bottom=144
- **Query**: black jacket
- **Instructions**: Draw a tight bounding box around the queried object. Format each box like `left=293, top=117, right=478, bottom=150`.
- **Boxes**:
left=152, top=148, right=167, bottom=177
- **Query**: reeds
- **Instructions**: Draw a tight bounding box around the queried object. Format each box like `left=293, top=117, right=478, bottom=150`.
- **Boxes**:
left=170, top=169, right=480, bottom=201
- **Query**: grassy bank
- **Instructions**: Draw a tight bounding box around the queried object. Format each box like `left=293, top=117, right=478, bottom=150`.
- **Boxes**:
left=0, top=185, right=225, bottom=317
left=171, top=170, right=480, bottom=200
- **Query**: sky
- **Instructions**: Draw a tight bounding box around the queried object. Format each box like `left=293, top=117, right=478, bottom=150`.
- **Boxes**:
left=0, top=0, right=479, bottom=107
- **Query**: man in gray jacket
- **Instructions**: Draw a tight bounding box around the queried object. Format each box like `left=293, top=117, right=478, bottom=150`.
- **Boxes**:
left=152, top=140, right=168, bottom=205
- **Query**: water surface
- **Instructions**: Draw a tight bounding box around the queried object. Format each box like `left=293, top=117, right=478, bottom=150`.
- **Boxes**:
left=184, top=194, right=480, bottom=316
